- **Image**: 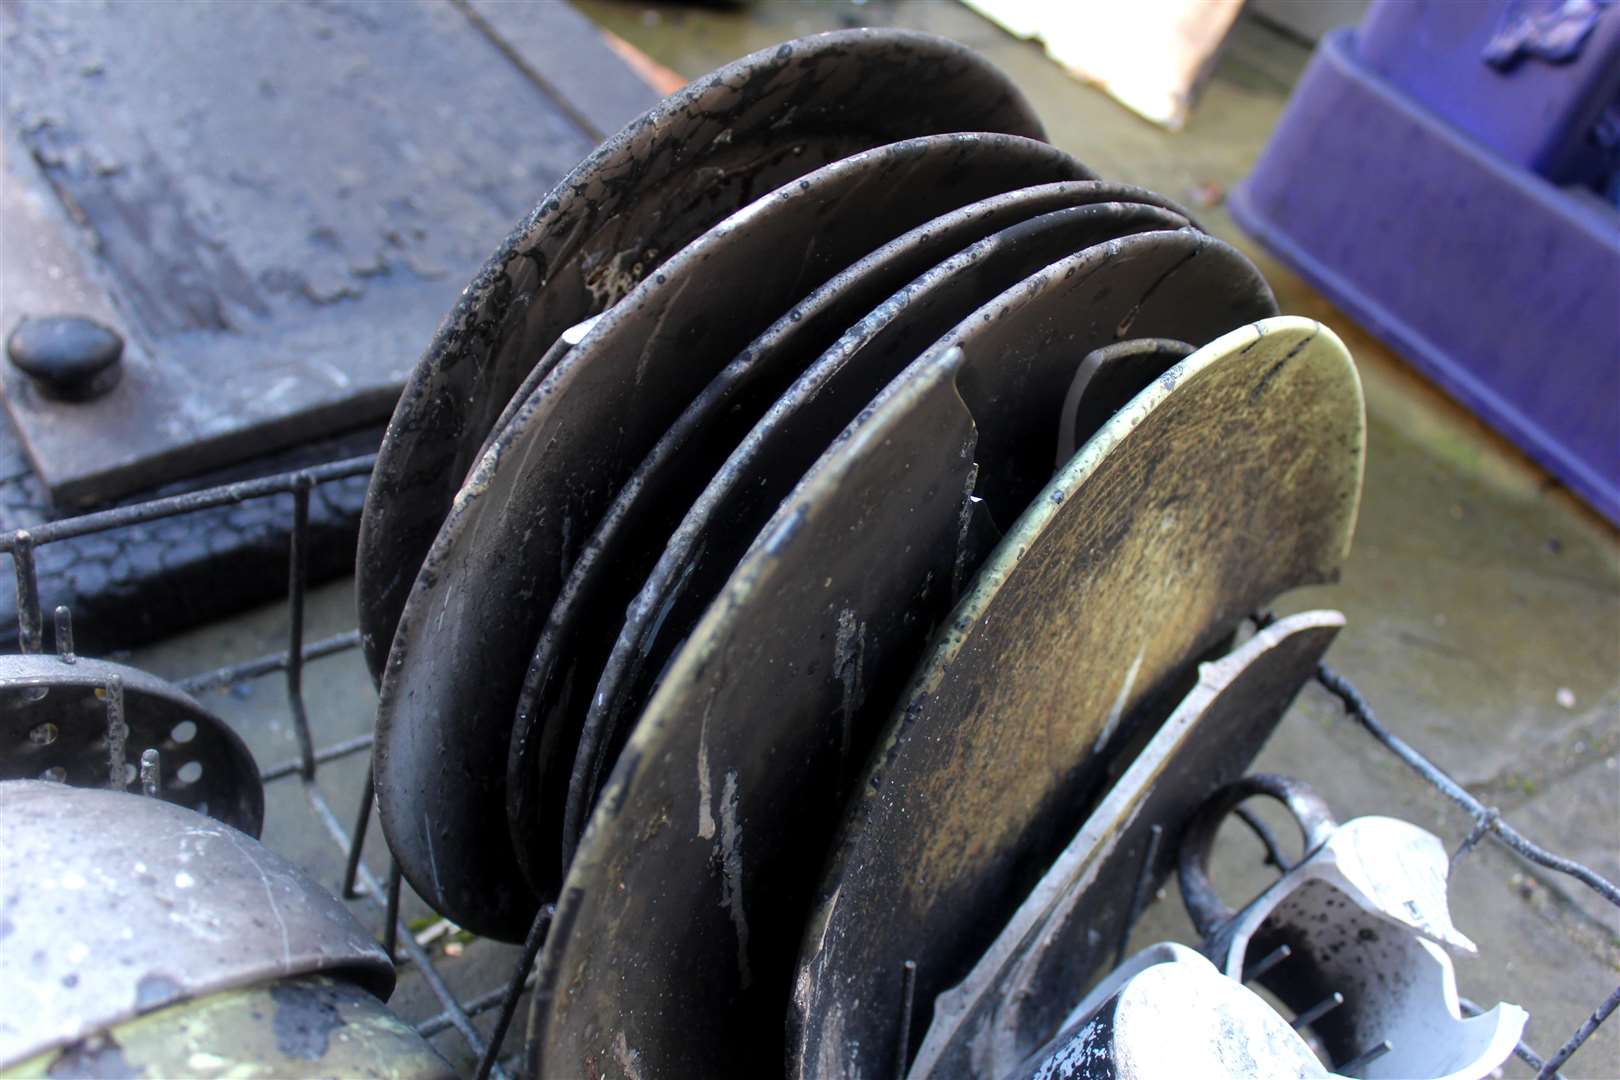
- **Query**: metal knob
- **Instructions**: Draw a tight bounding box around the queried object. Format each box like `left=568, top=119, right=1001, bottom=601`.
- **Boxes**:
left=6, top=315, right=124, bottom=401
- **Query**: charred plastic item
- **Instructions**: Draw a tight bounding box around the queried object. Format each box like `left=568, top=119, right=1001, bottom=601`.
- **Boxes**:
left=1179, top=775, right=1528, bottom=1079
left=909, top=609, right=1346, bottom=1078
left=0, top=781, right=394, bottom=1070
left=1008, top=945, right=1331, bottom=1080
left=790, top=318, right=1364, bottom=1079
left=0, top=651, right=263, bottom=835
left=374, top=129, right=1092, bottom=939
left=356, top=27, right=1050, bottom=684
left=3, top=976, right=452, bottom=1080
left=530, top=254, right=1286, bottom=1079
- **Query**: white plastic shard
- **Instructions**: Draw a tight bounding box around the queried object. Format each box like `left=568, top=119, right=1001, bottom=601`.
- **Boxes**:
left=1197, top=811, right=1528, bottom=1080
left=1008, top=945, right=1332, bottom=1080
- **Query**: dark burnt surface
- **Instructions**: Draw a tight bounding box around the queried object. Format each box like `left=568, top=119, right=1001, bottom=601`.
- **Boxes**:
left=355, top=27, right=1049, bottom=682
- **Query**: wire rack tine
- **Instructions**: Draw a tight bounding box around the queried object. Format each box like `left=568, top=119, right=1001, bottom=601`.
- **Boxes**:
left=140, top=748, right=161, bottom=797
left=418, top=978, right=538, bottom=1039
left=384, top=860, right=404, bottom=962
left=343, top=764, right=377, bottom=899
left=179, top=630, right=362, bottom=695
left=893, top=959, right=918, bottom=1080
left=1234, top=805, right=1293, bottom=871
left=11, top=529, right=42, bottom=654
left=1115, top=823, right=1164, bottom=968
left=286, top=474, right=317, bottom=780
left=260, top=733, right=372, bottom=784
left=54, top=605, right=75, bottom=663
left=1537, top=983, right=1620, bottom=1080
left=103, top=673, right=126, bottom=790
left=475, top=902, right=556, bottom=1080
left=0, top=455, right=375, bottom=551
left=303, top=780, right=504, bottom=1078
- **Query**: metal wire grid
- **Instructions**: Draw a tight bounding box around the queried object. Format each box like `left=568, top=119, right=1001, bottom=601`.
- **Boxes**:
left=3, top=455, right=1617, bottom=1080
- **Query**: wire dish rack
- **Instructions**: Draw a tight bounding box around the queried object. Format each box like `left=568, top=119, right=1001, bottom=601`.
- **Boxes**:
left=4, top=455, right=1617, bottom=1079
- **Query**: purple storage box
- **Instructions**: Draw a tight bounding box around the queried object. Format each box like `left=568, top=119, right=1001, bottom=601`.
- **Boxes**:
left=1357, top=0, right=1620, bottom=188
left=1230, top=24, right=1620, bottom=524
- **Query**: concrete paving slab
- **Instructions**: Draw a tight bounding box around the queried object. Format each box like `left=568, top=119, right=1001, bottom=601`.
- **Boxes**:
left=1510, top=751, right=1620, bottom=934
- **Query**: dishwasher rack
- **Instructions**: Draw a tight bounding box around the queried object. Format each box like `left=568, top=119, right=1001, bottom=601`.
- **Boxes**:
left=4, top=454, right=1616, bottom=1080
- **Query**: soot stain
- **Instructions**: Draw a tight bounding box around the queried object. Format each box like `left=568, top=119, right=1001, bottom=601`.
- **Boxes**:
left=48, top=1033, right=138, bottom=1078
left=271, top=981, right=346, bottom=1061
left=133, top=973, right=182, bottom=1012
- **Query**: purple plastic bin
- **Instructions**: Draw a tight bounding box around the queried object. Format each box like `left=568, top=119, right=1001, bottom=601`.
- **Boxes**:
left=1357, top=0, right=1620, bottom=188
left=1230, top=26, right=1620, bottom=524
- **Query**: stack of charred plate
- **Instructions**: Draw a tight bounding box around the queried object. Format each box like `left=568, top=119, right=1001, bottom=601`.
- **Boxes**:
left=360, top=29, right=1365, bottom=1078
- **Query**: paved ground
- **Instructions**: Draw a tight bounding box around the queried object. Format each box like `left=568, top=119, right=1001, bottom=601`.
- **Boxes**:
left=122, top=2, right=1618, bottom=1075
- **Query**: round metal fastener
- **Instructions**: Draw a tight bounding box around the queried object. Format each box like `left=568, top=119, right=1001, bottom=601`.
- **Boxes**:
left=6, top=315, right=124, bottom=401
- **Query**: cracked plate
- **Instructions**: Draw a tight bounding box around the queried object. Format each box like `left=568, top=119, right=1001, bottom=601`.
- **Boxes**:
left=356, top=27, right=1047, bottom=682
left=374, top=132, right=1090, bottom=939
left=789, top=317, right=1365, bottom=1078
left=909, top=610, right=1346, bottom=1078
left=502, top=179, right=1164, bottom=895
left=559, top=203, right=1199, bottom=866
left=527, top=231, right=1281, bottom=1078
